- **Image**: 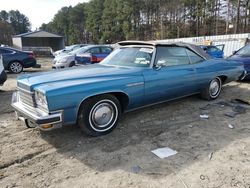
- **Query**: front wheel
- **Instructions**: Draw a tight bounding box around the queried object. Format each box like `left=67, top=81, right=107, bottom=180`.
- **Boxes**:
left=78, top=94, right=121, bottom=136
left=201, top=77, right=222, bottom=100
left=8, top=61, right=23, bottom=74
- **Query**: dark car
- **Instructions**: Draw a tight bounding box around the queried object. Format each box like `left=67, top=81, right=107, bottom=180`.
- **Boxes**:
left=200, top=45, right=224, bottom=58
left=75, top=45, right=113, bottom=66
left=0, top=55, right=7, bottom=85
left=228, top=44, right=250, bottom=80
left=0, top=47, right=37, bottom=74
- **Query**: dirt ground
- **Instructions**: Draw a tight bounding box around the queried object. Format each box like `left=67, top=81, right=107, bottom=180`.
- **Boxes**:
left=0, top=58, right=250, bottom=188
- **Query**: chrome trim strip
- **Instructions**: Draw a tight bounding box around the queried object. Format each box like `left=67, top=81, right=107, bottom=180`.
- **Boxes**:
left=240, top=70, right=248, bottom=80
left=17, top=87, right=34, bottom=94
left=126, top=82, right=144, bottom=87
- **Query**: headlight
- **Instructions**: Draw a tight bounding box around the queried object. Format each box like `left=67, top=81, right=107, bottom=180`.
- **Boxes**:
left=35, top=91, right=48, bottom=110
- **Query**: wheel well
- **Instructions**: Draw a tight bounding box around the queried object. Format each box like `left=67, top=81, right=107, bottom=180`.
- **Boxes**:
left=110, top=92, right=129, bottom=112
left=8, top=60, right=23, bottom=67
left=218, top=75, right=227, bottom=84
left=78, top=92, right=129, bottom=114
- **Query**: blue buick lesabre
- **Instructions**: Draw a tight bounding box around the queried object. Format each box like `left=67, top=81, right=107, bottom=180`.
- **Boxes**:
left=12, top=41, right=246, bottom=136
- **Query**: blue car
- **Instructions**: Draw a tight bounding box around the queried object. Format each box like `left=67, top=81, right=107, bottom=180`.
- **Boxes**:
left=200, top=45, right=224, bottom=58
left=0, top=46, right=37, bottom=73
left=75, top=45, right=113, bottom=65
left=12, top=41, right=245, bottom=136
left=227, top=44, right=250, bottom=80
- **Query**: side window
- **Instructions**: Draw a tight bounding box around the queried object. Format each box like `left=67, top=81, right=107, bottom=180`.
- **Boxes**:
left=155, top=46, right=190, bottom=67
left=87, top=47, right=100, bottom=54
left=186, top=49, right=204, bottom=64
left=206, top=46, right=220, bottom=52
left=101, top=47, right=112, bottom=54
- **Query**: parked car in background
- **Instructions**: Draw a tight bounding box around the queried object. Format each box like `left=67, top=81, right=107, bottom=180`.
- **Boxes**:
left=12, top=41, right=246, bottom=136
left=53, top=44, right=89, bottom=57
left=0, top=46, right=37, bottom=74
left=200, top=45, right=224, bottom=58
left=0, top=55, right=7, bottom=86
left=75, top=45, right=113, bottom=65
left=227, top=44, right=250, bottom=79
left=52, top=45, right=113, bottom=69
left=52, top=46, right=88, bottom=69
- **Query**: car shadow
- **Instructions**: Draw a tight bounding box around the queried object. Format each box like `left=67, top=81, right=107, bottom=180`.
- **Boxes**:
left=0, top=90, right=14, bottom=114
left=39, top=83, right=250, bottom=177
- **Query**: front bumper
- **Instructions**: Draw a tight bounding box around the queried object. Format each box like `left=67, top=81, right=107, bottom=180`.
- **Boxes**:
left=11, top=92, right=63, bottom=131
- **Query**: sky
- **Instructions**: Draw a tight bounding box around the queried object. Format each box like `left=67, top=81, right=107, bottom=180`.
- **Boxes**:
left=1, top=0, right=89, bottom=31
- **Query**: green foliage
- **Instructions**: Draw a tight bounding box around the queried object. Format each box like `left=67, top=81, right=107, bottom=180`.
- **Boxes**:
left=40, top=0, right=249, bottom=44
left=0, top=10, right=31, bottom=45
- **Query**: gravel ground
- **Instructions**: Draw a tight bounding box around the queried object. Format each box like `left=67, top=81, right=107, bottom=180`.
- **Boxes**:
left=0, top=58, right=250, bottom=188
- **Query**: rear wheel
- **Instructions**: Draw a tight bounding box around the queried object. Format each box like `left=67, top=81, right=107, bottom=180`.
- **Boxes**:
left=201, top=77, right=222, bottom=100
left=8, top=61, right=23, bottom=74
left=78, top=94, right=121, bottom=136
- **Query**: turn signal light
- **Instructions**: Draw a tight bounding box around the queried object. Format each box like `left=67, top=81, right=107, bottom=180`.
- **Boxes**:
left=40, top=124, right=53, bottom=129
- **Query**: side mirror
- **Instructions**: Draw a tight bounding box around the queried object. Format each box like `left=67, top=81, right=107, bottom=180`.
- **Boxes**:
left=154, top=64, right=162, bottom=71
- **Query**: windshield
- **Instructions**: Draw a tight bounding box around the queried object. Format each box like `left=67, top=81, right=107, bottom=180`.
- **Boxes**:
left=236, top=45, right=250, bottom=56
left=101, top=47, right=153, bottom=67
left=69, top=46, right=89, bottom=55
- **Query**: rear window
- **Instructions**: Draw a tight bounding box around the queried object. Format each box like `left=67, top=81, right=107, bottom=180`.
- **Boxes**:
left=0, top=48, right=13, bottom=54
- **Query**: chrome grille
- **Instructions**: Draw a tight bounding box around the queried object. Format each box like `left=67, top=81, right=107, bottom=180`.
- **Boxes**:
left=19, top=90, right=36, bottom=107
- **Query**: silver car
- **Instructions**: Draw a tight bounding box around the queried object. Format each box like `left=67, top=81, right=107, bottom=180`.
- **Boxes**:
left=52, top=45, right=102, bottom=69
left=53, top=44, right=87, bottom=57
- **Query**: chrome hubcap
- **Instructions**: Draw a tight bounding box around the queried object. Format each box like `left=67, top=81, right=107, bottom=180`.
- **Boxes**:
left=10, top=62, right=22, bottom=73
left=209, top=80, right=220, bottom=96
left=91, top=102, right=114, bottom=128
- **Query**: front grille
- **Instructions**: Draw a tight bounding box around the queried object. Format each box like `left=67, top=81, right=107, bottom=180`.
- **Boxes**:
left=17, top=82, right=31, bottom=91
left=19, top=90, right=36, bottom=108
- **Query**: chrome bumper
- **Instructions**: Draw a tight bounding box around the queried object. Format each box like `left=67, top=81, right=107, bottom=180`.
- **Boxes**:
left=11, top=92, right=63, bottom=130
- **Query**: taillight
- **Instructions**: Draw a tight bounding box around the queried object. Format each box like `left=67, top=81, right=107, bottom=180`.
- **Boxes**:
left=90, top=55, right=97, bottom=62
left=28, top=52, right=34, bottom=58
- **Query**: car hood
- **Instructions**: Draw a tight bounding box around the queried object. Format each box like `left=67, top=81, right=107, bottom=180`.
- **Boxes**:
left=17, top=64, right=144, bottom=92
left=54, top=54, right=74, bottom=61
left=228, top=54, right=250, bottom=64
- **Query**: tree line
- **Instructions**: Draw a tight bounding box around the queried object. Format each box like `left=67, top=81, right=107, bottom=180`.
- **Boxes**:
left=1, top=0, right=249, bottom=46
left=0, top=10, right=31, bottom=45
left=41, top=0, right=250, bottom=45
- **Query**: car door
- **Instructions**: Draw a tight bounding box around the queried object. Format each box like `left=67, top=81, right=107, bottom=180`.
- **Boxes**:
left=206, top=46, right=224, bottom=58
left=143, top=46, right=199, bottom=104
left=87, top=47, right=103, bottom=63
left=100, top=46, right=113, bottom=60
left=0, top=48, right=14, bottom=69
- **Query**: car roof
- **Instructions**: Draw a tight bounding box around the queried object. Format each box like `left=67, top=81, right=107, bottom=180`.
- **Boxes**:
left=118, top=40, right=211, bottom=60
left=0, top=46, right=20, bottom=52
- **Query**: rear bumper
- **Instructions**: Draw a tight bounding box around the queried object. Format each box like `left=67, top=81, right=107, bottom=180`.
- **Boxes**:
left=0, top=70, right=7, bottom=85
left=11, top=92, right=63, bottom=130
left=23, top=58, right=37, bottom=68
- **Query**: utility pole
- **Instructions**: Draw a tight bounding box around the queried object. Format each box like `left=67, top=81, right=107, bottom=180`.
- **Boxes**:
left=160, top=15, right=164, bottom=39
left=177, top=26, right=180, bottom=38
left=234, top=0, right=241, bottom=34
left=226, top=0, right=230, bottom=34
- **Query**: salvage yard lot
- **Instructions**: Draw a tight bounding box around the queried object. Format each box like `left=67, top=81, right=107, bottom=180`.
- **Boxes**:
left=0, top=58, right=250, bottom=188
